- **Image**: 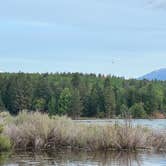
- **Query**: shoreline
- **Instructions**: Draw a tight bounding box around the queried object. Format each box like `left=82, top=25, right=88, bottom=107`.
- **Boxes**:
left=1, top=111, right=166, bottom=152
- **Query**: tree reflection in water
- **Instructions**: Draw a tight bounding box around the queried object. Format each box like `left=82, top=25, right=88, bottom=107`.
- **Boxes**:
left=2, top=150, right=143, bottom=166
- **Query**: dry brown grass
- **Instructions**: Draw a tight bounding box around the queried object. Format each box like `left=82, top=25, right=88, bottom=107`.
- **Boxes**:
left=2, top=111, right=166, bottom=151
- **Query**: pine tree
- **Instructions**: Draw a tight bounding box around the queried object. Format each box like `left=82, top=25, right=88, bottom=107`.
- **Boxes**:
left=71, top=73, right=81, bottom=89
left=103, top=78, right=116, bottom=118
left=0, top=95, right=5, bottom=111
left=58, top=88, right=72, bottom=115
left=70, top=89, right=83, bottom=119
left=120, top=104, right=129, bottom=118
left=5, top=74, right=32, bottom=114
left=48, top=96, right=57, bottom=116
left=129, top=103, right=147, bottom=118
left=88, top=83, right=103, bottom=117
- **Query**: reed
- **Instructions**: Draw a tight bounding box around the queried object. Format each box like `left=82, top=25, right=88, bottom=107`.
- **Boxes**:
left=2, top=111, right=166, bottom=151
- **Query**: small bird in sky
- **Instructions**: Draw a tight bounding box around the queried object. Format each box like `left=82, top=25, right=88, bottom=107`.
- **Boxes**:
left=111, top=57, right=120, bottom=64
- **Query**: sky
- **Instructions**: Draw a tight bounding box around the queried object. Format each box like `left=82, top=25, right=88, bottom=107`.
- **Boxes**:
left=1, top=0, right=166, bottom=78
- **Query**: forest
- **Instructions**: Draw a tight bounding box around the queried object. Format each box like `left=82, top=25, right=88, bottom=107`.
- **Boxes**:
left=0, top=72, right=165, bottom=119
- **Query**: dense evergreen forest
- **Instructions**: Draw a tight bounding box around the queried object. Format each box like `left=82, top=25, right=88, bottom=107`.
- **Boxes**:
left=0, top=72, right=166, bottom=119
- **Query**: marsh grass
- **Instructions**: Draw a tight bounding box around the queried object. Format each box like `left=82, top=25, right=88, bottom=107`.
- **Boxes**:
left=2, top=111, right=166, bottom=152
left=0, top=116, right=11, bottom=151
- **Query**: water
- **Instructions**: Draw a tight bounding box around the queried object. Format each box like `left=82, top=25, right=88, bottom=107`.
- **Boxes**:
left=75, top=119, right=166, bottom=129
left=1, top=151, right=166, bottom=166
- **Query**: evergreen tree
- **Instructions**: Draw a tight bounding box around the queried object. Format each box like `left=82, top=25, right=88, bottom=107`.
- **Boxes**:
left=0, top=96, right=5, bottom=111
left=70, top=89, right=83, bottom=119
left=48, top=96, right=57, bottom=116
left=33, top=98, right=46, bottom=112
left=0, top=72, right=166, bottom=118
left=71, top=73, right=81, bottom=89
left=103, top=78, right=116, bottom=118
left=120, top=104, right=129, bottom=118
left=5, top=74, right=32, bottom=114
left=145, top=84, right=159, bottom=114
left=129, top=103, right=147, bottom=118
left=87, top=83, right=103, bottom=117
left=58, top=88, right=72, bottom=115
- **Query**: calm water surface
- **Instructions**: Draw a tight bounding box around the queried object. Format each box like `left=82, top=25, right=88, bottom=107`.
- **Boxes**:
left=1, top=151, right=166, bottom=166
left=1, top=119, right=166, bottom=166
left=75, top=119, right=166, bottom=129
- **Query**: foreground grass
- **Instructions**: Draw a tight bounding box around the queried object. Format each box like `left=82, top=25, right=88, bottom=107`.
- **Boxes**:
left=1, top=111, right=166, bottom=152
left=0, top=122, right=11, bottom=151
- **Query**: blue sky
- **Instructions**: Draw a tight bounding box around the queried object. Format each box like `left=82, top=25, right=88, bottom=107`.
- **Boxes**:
left=1, top=0, right=166, bottom=78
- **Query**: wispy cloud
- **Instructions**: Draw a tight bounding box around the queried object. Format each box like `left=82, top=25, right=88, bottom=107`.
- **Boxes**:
left=0, top=20, right=54, bottom=27
left=0, top=0, right=166, bottom=77
left=147, top=0, right=166, bottom=9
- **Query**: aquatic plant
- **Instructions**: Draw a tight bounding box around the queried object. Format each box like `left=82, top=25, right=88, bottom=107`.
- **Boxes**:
left=0, top=124, right=11, bottom=151
left=3, top=111, right=166, bottom=152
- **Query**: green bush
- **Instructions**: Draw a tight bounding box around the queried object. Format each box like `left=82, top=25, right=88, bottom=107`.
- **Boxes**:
left=129, top=103, right=147, bottom=118
left=0, top=124, right=11, bottom=151
left=0, top=135, right=11, bottom=151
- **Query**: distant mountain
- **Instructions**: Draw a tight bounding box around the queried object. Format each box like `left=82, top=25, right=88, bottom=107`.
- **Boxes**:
left=140, top=68, right=166, bottom=81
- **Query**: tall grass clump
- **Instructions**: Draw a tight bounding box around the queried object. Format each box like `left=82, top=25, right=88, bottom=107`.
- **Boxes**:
left=3, top=111, right=166, bottom=152
left=4, top=111, right=57, bottom=150
left=0, top=121, right=11, bottom=151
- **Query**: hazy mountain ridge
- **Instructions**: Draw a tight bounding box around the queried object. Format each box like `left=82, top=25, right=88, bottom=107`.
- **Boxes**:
left=140, top=68, right=166, bottom=80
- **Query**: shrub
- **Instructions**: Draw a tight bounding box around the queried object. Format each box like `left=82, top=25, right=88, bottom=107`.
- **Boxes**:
left=129, top=103, right=147, bottom=118
left=3, top=111, right=166, bottom=152
left=0, top=135, right=11, bottom=151
left=0, top=122, right=11, bottom=151
left=5, top=111, right=55, bottom=150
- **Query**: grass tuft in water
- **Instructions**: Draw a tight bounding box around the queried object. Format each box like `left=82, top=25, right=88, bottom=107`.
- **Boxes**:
left=2, top=111, right=166, bottom=152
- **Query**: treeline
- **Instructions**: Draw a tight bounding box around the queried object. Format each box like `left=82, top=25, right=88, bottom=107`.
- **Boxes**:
left=0, top=72, right=166, bottom=118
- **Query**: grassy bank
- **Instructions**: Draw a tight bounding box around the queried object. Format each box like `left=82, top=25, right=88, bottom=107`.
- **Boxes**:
left=1, top=111, right=166, bottom=152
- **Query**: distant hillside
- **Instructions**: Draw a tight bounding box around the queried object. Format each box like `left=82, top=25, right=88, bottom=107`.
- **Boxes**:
left=140, top=68, right=166, bottom=81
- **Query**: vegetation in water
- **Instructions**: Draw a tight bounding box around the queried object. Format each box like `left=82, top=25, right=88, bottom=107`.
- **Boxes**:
left=0, top=124, right=11, bottom=152
left=2, top=111, right=166, bottom=152
left=0, top=72, right=165, bottom=119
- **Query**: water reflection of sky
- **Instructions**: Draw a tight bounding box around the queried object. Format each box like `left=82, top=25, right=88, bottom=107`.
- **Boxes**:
left=1, top=151, right=166, bottom=166
left=75, top=119, right=166, bottom=130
